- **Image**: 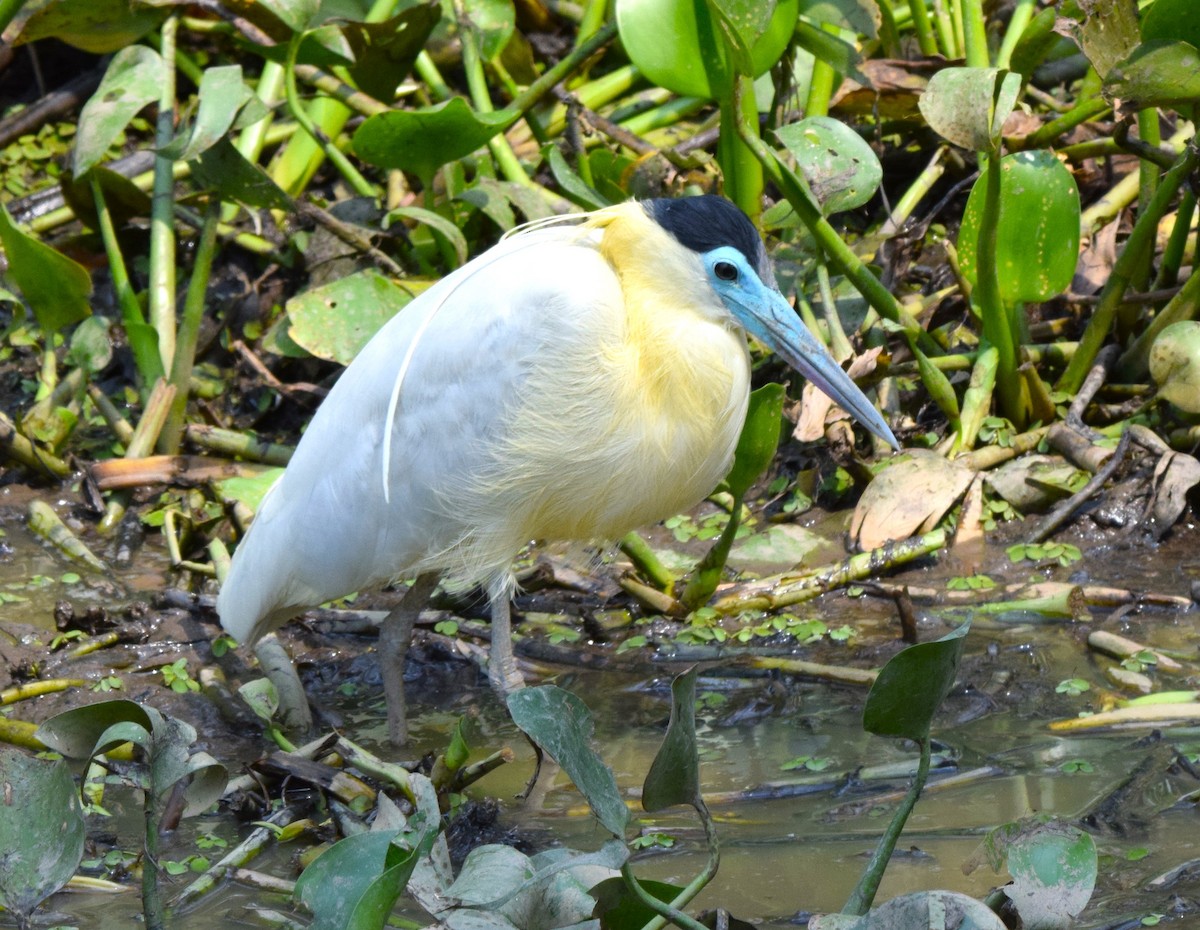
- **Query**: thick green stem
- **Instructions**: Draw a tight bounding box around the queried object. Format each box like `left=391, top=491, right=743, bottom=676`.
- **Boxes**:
left=160, top=201, right=220, bottom=453
left=843, top=738, right=932, bottom=915
left=91, top=177, right=163, bottom=386
left=1116, top=267, right=1200, bottom=380
left=975, top=153, right=1027, bottom=425
left=1155, top=187, right=1196, bottom=289
left=457, top=0, right=531, bottom=187
left=680, top=495, right=744, bottom=611
left=149, top=14, right=179, bottom=375
left=996, top=0, right=1036, bottom=69
left=1058, top=143, right=1200, bottom=393
left=960, top=0, right=989, bottom=67
left=718, top=74, right=764, bottom=226
left=907, top=0, right=939, bottom=56
left=284, top=36, right=378, bottom=199
left=1008, top=96, right=1110, bottom=151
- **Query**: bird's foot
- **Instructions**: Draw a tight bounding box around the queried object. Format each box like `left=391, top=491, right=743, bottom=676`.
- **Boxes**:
left=488, top=661, right=525, bottom=698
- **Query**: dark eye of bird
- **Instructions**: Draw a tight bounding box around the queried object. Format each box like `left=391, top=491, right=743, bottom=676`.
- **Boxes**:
left=714, top=261, right=738, bottom=281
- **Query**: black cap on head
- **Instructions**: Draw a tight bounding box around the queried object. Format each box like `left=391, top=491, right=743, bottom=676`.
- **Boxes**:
left=645, top=195, right=771, bottom=282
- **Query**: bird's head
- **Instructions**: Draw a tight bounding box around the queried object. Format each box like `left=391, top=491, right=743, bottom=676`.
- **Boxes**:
left=644, top=195, right=899, bottom=450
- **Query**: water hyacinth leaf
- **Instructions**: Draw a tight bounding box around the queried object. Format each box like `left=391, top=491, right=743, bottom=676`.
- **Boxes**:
left=918, top=67, right=1021, bottom=154
left=445, top=844, right=534, bottom=906
left=295, top=832, right=422, bottom=930
left=725, top=383, right=784, bottom=499
left=792, top=20, right=867, bottom=82
left=385, top=205, right=469, bottom=266
left=1004, top=823, right=1097, bottom=928
left=816, top=890, right=1006, bottom=929
left=0, top=748, right=85, bottom=923
left=615, top=0, right=798, bottom=98
left=862, top=622, right=969, bottom=740
left=160, top=65, right=266, bottom=162
left=238, top=677, right=281, bottom=723
left=1150, top=321, right=1200, bottom=413
left=592, top=876, right=688, bottom=929
left=776, top=116, right=882, bottom=216
left=213, top=469, right=286, bottom=513
left=190, top=138, right=296, bottom=212
left=1056, top=0, right=1139, bottom=80
left=508, top=686, right=629, bottom=837
left=340, top=5, right=442, bottom=103
left=798, top=0, right=880, bottom=38
left=61, top=165, right=152, bottom=231
left=1141, top=0, right=1200, bottom=51
left=642, top=667, right=700, bottom=812
left=10, top=0, right=167, bottom=53
left=462, top=0, right=516, bottom=62
left=0, top=206, right=92, bottom=334
left=502, top=847, right=624, bottom=928
left=543, top=143, right=610, bottom=211
left=1009, top=6, right=1060, bottom=79
left=67, top=315, right=113, bottom=373
left=353, top=98, right=517, bottom=182
left=73, top=45, right=164, bottom=176
left=1104, top=41, right=1200, bottom=111
left=36, top=700, right=155, bottom=765
left=958, top=151, right=1080, bottom=304
left=286, top=270, right=423, bottom=365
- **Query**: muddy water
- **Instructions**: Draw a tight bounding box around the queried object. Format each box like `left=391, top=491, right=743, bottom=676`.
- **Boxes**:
left=3, top=488, right=1200, bottom=928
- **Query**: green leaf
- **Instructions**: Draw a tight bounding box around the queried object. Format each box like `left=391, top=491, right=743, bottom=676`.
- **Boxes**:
left=0, top=748, right=85, bottom=923
left=35, top=699, right=153, bottom=763
left=775, top=116, right=882, bottom=216
left=0, top=206, right=92, bottom=333
left=1003, top=822, right=1097, bottom=928
left=189, top=138, right=296, bottom=212
left=286, top=270, right=424, bottom=365
left=507, top=686, right=629, bottom=837
left=353, top=98, right=517, bottom=182
left=615, top=0, right=799, bottom=98
left=725, top=382, right=784, bottom=499
left=917, top=67, right=1021, bottom=154
left=642, top=668, right=700, bottom=812
left=238, top=678, right=281, bottom=724
left=161, top=65, right=266, bottom=162
left=13, top=0, right=167, bottom=54
left=74, top=45, right=164, bottom=176
left=213, top=469, right=286, bottom=513
left=384, top=206, right=469, bottom=267
left=1009, top=6, right=1060, bottom=79
left=1104, top=40, right=1200, bottom=111
left=862, top=622, right=969, bottom=740
left=958, top=150, right=1081, bottom=305
left=824, top=890, right=1007, bottom=929
left=67, top=316, right=113, bottom=373
left=295, top=833, right=422, bottom=930
left=1056, top=0, right=1139, bottom=80
left=445, top=844, right=534, bottom=905
left=340, top=5, right=442, bottom=103
left=543, top=143, right=610, bottom=211
left=591, top=876, right=688, bottom=929
left=463, top=0, right=516, bottom=61
left=1141, top=0, right=1200, bottom=52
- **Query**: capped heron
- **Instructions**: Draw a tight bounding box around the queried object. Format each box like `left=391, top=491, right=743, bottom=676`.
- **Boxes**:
left=218, top=195, right=898, bottom=743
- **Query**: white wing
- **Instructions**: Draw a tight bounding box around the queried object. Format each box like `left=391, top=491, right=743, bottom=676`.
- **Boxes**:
left=217, top=224, right=621, bottom=643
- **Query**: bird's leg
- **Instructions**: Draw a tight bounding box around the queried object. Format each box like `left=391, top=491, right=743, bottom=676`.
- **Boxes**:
left=378, top=571, right=440, bottom=745
left=486, top=589, right=526, bottom=696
